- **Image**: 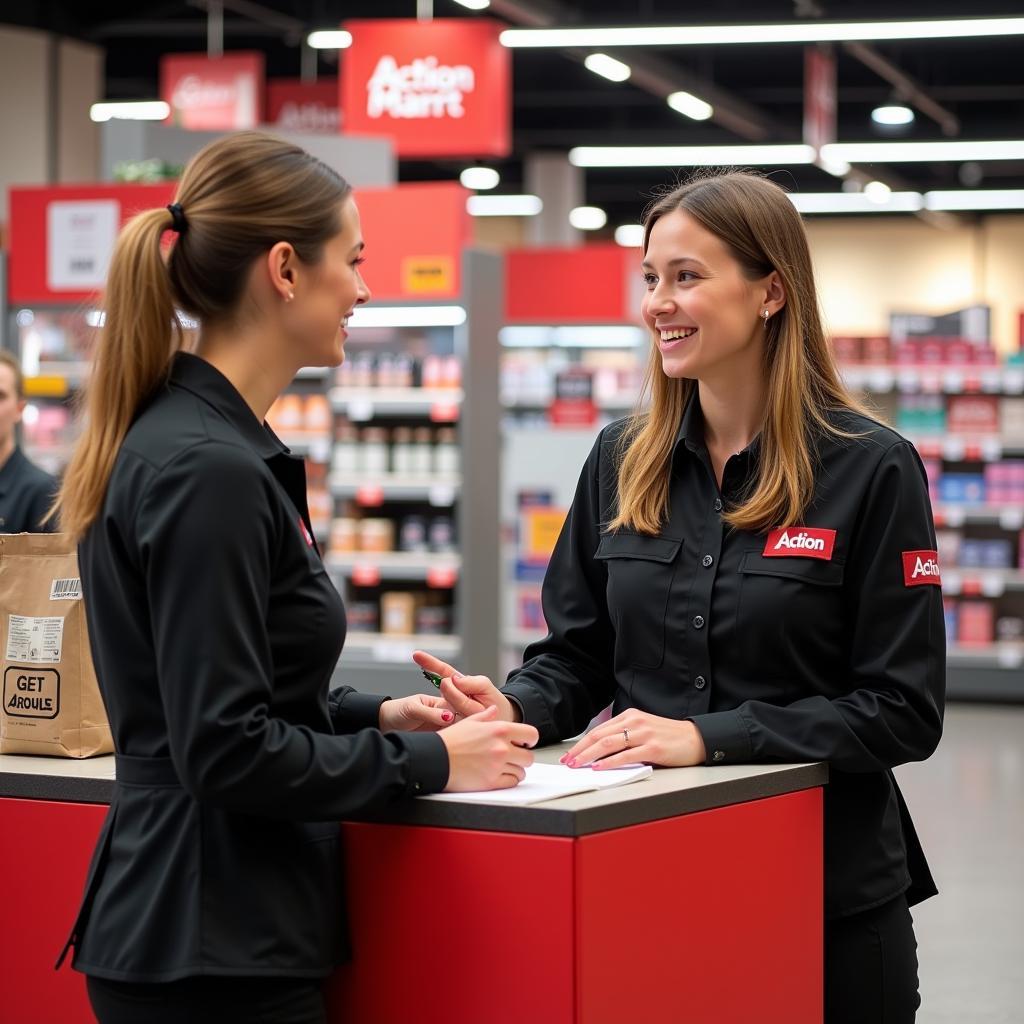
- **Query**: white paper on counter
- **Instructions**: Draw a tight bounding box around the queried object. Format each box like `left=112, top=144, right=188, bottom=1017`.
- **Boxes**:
left=421, top=762, right=653, bottom=806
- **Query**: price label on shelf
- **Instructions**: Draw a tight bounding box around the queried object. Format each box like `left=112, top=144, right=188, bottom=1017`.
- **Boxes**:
left=980, top=574, right=1006, bottom=598
left=308, top=439, right=331, bottom=464
left=351, top=564, right=382, bottom=587
left=347, top=399, right=375, bottom=422
left=942, top=571, right=962, bottom=595
left=428, top=484, right=457, bottom=507
left=942, top=370, right=964, bottom=394
left=372, top=641, right=416, bottom=664
left=960, top=578, right=984, bottom=598
left=942, top=438, right=966, bottom=461
left=997, top=645, right=1024, bottom=669
left=980, top=371, right=1002, bottom=394
left=426, top=566, right=458, bottom=589
left=356, top=485, right=385, bottom=507
left=429, top=402, right=460, bottom=423
left=939, top=507, right=965, bottom=528
left=1003, top=370, right=1024, bottom=395
left=868, top=369, right=895, bottom=392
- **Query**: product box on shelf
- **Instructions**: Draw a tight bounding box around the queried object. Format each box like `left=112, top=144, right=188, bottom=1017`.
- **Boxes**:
left=947, top=395, right=1000, bottom=435
left=1001, top=398, right=1024, bottom=437
left=938, top=474, right=986, bottom=505
left=861, top=336, right=891, bottom=363
left=958, top=601, right=995, bottom=646
left=943, top=598, right=958, bottom=645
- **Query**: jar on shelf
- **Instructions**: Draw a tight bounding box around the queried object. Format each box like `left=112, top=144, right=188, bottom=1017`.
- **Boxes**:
left=347, top=601, right=379, bottom=633
left=332, top=422, right=359, bottom=476
left=415, top=604, right=452, bottom=636
left=412, top=427, right=434, bottom=475
left=433, top=427, right=459, bottom=475
left=330, top=517, right=358, bottom=553
left=359, top=427, right=390, bottom=476
left=358, top=518, right=395, bottom=553
left=381, top=592, right=417, bottom=635
left=399, top=515, right=429, bottom=553
left=391, top=427, right=416, bottom=474
left=393, top=355, right=415, bottom=389
left=428, top=515, right=456, bottom=553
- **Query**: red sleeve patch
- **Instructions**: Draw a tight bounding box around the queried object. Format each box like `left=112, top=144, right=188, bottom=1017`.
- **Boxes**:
left=903, top=550, right=941, bottom=587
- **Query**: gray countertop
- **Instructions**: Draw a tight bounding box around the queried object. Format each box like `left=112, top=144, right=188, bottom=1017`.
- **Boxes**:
left=0, top=747, right=827, bottom=837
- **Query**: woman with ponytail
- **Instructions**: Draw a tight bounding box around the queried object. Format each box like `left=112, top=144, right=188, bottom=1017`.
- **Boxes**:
left=420, top=171, right=945, bottom=1023
left=55, top=131, right=537, bottom=1024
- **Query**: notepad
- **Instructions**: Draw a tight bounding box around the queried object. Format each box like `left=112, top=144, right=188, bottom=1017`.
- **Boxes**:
left=422, top=762, right=653, bottom=806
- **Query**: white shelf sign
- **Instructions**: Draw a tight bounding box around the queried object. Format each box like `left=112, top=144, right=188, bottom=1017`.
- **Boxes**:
left=47, top=200, right=120, bottom=291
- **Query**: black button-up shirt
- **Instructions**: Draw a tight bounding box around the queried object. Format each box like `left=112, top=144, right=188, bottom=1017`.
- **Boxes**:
left=504, top=396, right=945, bottom=918
left=0, top=446, right=57, bottom=533
left=72, top=353, right=448, bottom=982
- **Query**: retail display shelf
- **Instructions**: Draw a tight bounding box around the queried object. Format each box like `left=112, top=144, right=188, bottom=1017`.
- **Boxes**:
left=279, top=437, right=332, bottom=462
left=941, top=570, right=1024, bottom=597
left=326, top=552, right=461, bottom=582
left=840, top=364, right=1024, bottom=395
left=933, top=504, right=1024, bottom=529
left=948, top=642, right=1024, bottom=669
left=329, top=474, right=461, bottom=505
left=329, top=387, right=464, bottom=421
left=502, top=394, right=638, bottom=412
left=23, top=361, right=90, bottom=395
left=341, top=631, right=461, bottom=666
left=905, top=435, right=1024, bottom=461
left=503, top=628, right=547, bottom=648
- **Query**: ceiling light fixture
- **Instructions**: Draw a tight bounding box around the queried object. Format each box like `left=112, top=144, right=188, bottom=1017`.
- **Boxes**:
left=569, top=206, right=608, bottom=230
left=500, top=17, right=1024, bottom=48
left=569, top=144, right=817, bottom=167
left=451, top=0, right=491, bottom=9
left=822, top=140, right=1024, bottom=162
left=90, top=101, right=170, bottom=122
left=467, top=194, right=544, bottom=216
left=667, top=91, right=714, bottom=121
left=349, top=306, right=468, bottom=328
left=871, top=104, right=915, bottom=126
left=864, top=180, right=893, bottom=202
left=924, top=189, right=1024, bottom=210
left=788, top=192, right=924, bottom=214
left=614, top=224, right=646, bottom=247
left=459, top=167, right=501, bottom=190
left=306, top=30, right=353, bottom=49
left=584, top=53, right=632, bottom=82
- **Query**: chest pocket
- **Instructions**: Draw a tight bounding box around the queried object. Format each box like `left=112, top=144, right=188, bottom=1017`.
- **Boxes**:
left=736, top=549, right=845, bottom=646
left=595, top=532, right=682, bottom=669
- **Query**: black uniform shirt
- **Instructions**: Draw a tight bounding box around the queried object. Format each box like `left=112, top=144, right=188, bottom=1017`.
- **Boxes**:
left=0, top=445, right=57, bottom=532
left=71, top=353, right=448, bottom=982
left=504, top=396, right=945, bottom=919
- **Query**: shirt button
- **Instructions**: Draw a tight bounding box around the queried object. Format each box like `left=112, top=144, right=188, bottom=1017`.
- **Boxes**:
left=702, top=555, right=714, bottom=568
left=692, top=615, right=705, bottom=629
left=713, top=498, right=723, bottom=512
left=694, top=675, right=707, bottom=690
left=713, top=750, right=725, bottom=762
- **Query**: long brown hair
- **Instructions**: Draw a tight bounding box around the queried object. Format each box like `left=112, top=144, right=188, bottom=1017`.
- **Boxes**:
left=53, top=130, right=352, bottom=540
left=610, top=171, right=874, bottom=536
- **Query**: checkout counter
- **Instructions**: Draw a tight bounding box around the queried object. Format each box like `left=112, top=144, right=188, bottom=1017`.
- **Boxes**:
left=1, top=746, right=827, bottom=1024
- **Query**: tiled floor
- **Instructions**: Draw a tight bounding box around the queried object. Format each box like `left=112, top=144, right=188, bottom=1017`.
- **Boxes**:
left=895, top=704, right=1024, bottom=1023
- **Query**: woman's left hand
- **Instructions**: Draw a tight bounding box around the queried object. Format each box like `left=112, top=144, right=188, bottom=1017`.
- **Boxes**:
left=379, top=694, right=455, bottom=733
left=560, top=711, right=707, bottom=769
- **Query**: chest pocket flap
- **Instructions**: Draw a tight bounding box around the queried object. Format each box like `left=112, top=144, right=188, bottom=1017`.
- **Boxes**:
left=595, top=533, right=682, bottom=563
left=739, top=549, right=844, bottom=586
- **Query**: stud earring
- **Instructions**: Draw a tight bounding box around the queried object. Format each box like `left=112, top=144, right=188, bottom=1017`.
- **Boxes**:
left=286, top=292, right=294, bottom=302
left=761, top=309, right=770, bottom=325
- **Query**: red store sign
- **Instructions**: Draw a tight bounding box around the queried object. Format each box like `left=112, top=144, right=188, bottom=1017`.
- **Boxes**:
left=160, top=52, right=265, bottom=131
left=266, top=79, right=341, bottom=134
left=340, top=19, right=510, bottom=158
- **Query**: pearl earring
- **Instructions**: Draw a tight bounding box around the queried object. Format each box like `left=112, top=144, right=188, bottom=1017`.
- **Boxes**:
left=761, top=309, right=770, bottom=325
left=286, top=293, right=294, bottom=302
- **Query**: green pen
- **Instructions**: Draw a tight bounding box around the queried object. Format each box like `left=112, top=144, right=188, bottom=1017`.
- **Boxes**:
left=421, top=670, right=443, bottom=688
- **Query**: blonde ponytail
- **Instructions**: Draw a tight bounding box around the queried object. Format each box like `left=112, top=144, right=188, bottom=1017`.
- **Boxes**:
left=52, top=208, right=182, bottom=539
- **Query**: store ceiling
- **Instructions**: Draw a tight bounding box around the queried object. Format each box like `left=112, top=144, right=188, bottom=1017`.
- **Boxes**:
left=8, top=1, right=1024, bottom=231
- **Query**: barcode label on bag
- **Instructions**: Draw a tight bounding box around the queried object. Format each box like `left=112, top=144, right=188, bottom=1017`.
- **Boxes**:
left=49, top=578, right=82, bottom=601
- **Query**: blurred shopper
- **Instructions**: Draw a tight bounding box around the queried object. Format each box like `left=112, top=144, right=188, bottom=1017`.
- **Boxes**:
left=53, top=130, right=536, bottom=1024
left=0, top=351, right=57, bottom=532
left=420, top=172, right=943, bottom=1024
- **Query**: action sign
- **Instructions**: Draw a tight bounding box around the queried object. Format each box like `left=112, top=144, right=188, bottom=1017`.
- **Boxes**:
left=161, top=52, right=264, bottom=130
left=341, top=19, right=510, bottom=158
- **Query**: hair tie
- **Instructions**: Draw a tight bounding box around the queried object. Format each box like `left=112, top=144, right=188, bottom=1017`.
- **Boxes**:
left=166, top=203, right=188, bottom=234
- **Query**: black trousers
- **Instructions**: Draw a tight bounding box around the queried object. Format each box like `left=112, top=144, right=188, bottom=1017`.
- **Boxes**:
left=824, top=894, right=921, bottom=1024
left=86, top=974, right=327, bottom=1024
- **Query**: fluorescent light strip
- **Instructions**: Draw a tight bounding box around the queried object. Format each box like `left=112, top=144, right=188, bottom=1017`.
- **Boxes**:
left=90, top=101, right=170, bottom=122
left=500, top=17, right=1024, bottom=48
left=584, top=53, right=632, bottom=82
left=460, top=167, right=500, bottom=190
left=823, top=140, right=1024, bottom=162
left=569, top=206, right=608, bottom=230
left=925, top=190, right=1024, bottom=211
left=307, top=30, right=353, bottom=49
left=499, top=326, right=645, bottom=348
left=348, top=306, right=467, bottom=328
left=615, top=224, right=645, bottom=247
left=789, top=192, right=923, bottom=214
left=467, top=194, right=543, bottom=216
left=570, top=144, right=816, bottom=167
left=452, top=0, right=491, bottom=9
left=667, top=91, right=713, bottom=121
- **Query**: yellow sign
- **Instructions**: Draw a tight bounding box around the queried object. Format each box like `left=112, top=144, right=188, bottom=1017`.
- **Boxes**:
left=402, top=256, right=455, bottom=295
left=23, top=376, right=69, bottom=398
left=522, top=507, right=567, bottom=561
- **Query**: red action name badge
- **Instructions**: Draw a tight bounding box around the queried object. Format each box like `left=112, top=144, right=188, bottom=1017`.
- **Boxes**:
left=902, top=550, right=941, bottom=587
left=763, top=527, right=837, bottom=561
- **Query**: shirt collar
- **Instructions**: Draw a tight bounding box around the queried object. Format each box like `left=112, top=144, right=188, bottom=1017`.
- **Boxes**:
left=673, top=391, right=764, bottom=484
left=168, top=352, right=288, bottom=461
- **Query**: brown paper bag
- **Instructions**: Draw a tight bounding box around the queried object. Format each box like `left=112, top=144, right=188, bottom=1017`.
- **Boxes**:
left=0, top=533, right=112, bottom=758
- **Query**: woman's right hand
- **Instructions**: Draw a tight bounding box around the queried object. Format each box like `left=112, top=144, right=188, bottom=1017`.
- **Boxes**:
left=412, top=649, right=519, bottom=723
left=439, top=706, right=539, bottom=791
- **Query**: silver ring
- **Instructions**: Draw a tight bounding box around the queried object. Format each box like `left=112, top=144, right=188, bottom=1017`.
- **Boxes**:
left=623, top=728, right=630, bottom=747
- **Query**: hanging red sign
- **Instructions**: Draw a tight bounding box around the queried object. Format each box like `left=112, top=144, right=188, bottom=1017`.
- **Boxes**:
left=160, top=52, right=264, bottom=131
left=340, top=19, right=510, bottom=158
left=266, top=79, right=341, bottom=134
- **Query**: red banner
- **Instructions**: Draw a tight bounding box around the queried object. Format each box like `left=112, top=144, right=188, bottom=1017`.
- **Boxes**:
left=340, top=19, right=510, bottom=158
left=266, top=79, right=340, bottom=134
left=161, top=52, right=264, bottom=131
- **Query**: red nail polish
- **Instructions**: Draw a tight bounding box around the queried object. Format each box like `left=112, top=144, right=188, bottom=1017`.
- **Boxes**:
left=442, top=712, right=453, bottom=722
